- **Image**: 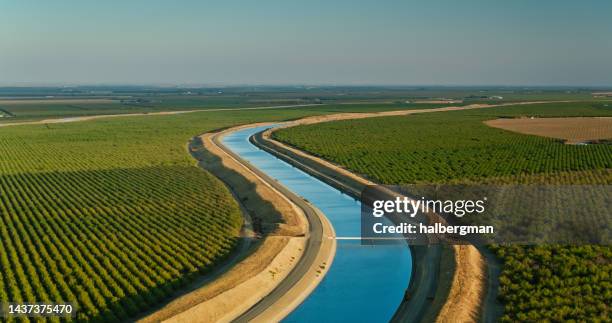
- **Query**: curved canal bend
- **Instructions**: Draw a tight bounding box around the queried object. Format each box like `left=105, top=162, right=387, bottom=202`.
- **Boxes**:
left=222, top=125, right=412, bottom=322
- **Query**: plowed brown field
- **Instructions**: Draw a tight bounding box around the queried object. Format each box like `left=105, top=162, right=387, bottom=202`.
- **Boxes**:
left=485, top=117, right=612, bottom=143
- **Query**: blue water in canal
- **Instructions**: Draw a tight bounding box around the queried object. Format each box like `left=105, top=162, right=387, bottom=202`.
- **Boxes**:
left=222, top=126, right=412, bottom=323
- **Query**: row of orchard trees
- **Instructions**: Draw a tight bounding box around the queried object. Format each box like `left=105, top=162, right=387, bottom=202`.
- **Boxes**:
left=274, top=113, right=612, bottom=184
left=494, top=245, right=610, bottom=322
left=0, top=164, right=242, bottom=321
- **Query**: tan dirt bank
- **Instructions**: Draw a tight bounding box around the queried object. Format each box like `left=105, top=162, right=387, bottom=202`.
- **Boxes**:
left=436, top=245, right=485, bottom=323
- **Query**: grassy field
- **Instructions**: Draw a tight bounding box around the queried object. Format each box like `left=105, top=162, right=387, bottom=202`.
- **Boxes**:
left=0, top=107, right=342, bottom=322
left=274, top=101, right=612, bottom=322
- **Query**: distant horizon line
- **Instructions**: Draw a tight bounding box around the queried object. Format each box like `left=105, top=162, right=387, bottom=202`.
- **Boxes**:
left=1, top=83, right=611, bottom=89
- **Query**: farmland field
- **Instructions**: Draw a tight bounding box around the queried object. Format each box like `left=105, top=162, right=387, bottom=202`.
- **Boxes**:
left=2, top=86, right=609, bottom=123
left=485, top=117, right=612, bottom=144
left=0, top=101, right=455, bottom=322
left=0, top=97, right=287, bottom=123
left=1, top=97, right=610, bottom=322
left=0, top=107, right=340, bottom=321
left=0, top=99, right=444, bottom=124
left=274, top=101, right=612, bottom=321
left=275, top=102, right=612, bottom=184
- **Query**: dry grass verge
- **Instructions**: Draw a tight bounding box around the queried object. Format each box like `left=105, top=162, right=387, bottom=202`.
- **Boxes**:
left=164, top=237, right=305, bottom=323
left=435, top=245, right=485, bottom=323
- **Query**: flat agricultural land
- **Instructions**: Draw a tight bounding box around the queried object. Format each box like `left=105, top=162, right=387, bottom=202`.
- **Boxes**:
left=485, top=117, right=612, bottom=143
left=0, top=98, right=117, bottom=105
left=274, top=101, right=612, bottom=322
left=0, top=101, right=447, bottom=322
left=2, top=86, right=609, bottom=123
left=275, top=102, right=612, bottom=183
left=0, top=107, right=338, bottom=321
left=0, top=99, right=453, bottom=124
left=0, top=88, right=609, bottom=322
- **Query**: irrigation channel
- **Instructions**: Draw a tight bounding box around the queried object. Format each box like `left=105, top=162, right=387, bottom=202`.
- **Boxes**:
left=222, top=125, right=412, bottom=322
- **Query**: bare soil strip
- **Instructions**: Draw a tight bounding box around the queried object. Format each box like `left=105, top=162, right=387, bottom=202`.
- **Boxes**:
left=166, top=237, right=306, bottom=323
left=486, top=117, right=612, bottom=144
left=436, top=245, right=485, bottom=323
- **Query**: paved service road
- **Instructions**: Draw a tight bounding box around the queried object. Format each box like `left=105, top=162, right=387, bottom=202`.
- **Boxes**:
left=210, top=128, right=325, bottom=323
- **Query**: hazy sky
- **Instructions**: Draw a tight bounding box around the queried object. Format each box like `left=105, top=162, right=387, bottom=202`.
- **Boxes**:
left=2, top=0, right=611, bottom=86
